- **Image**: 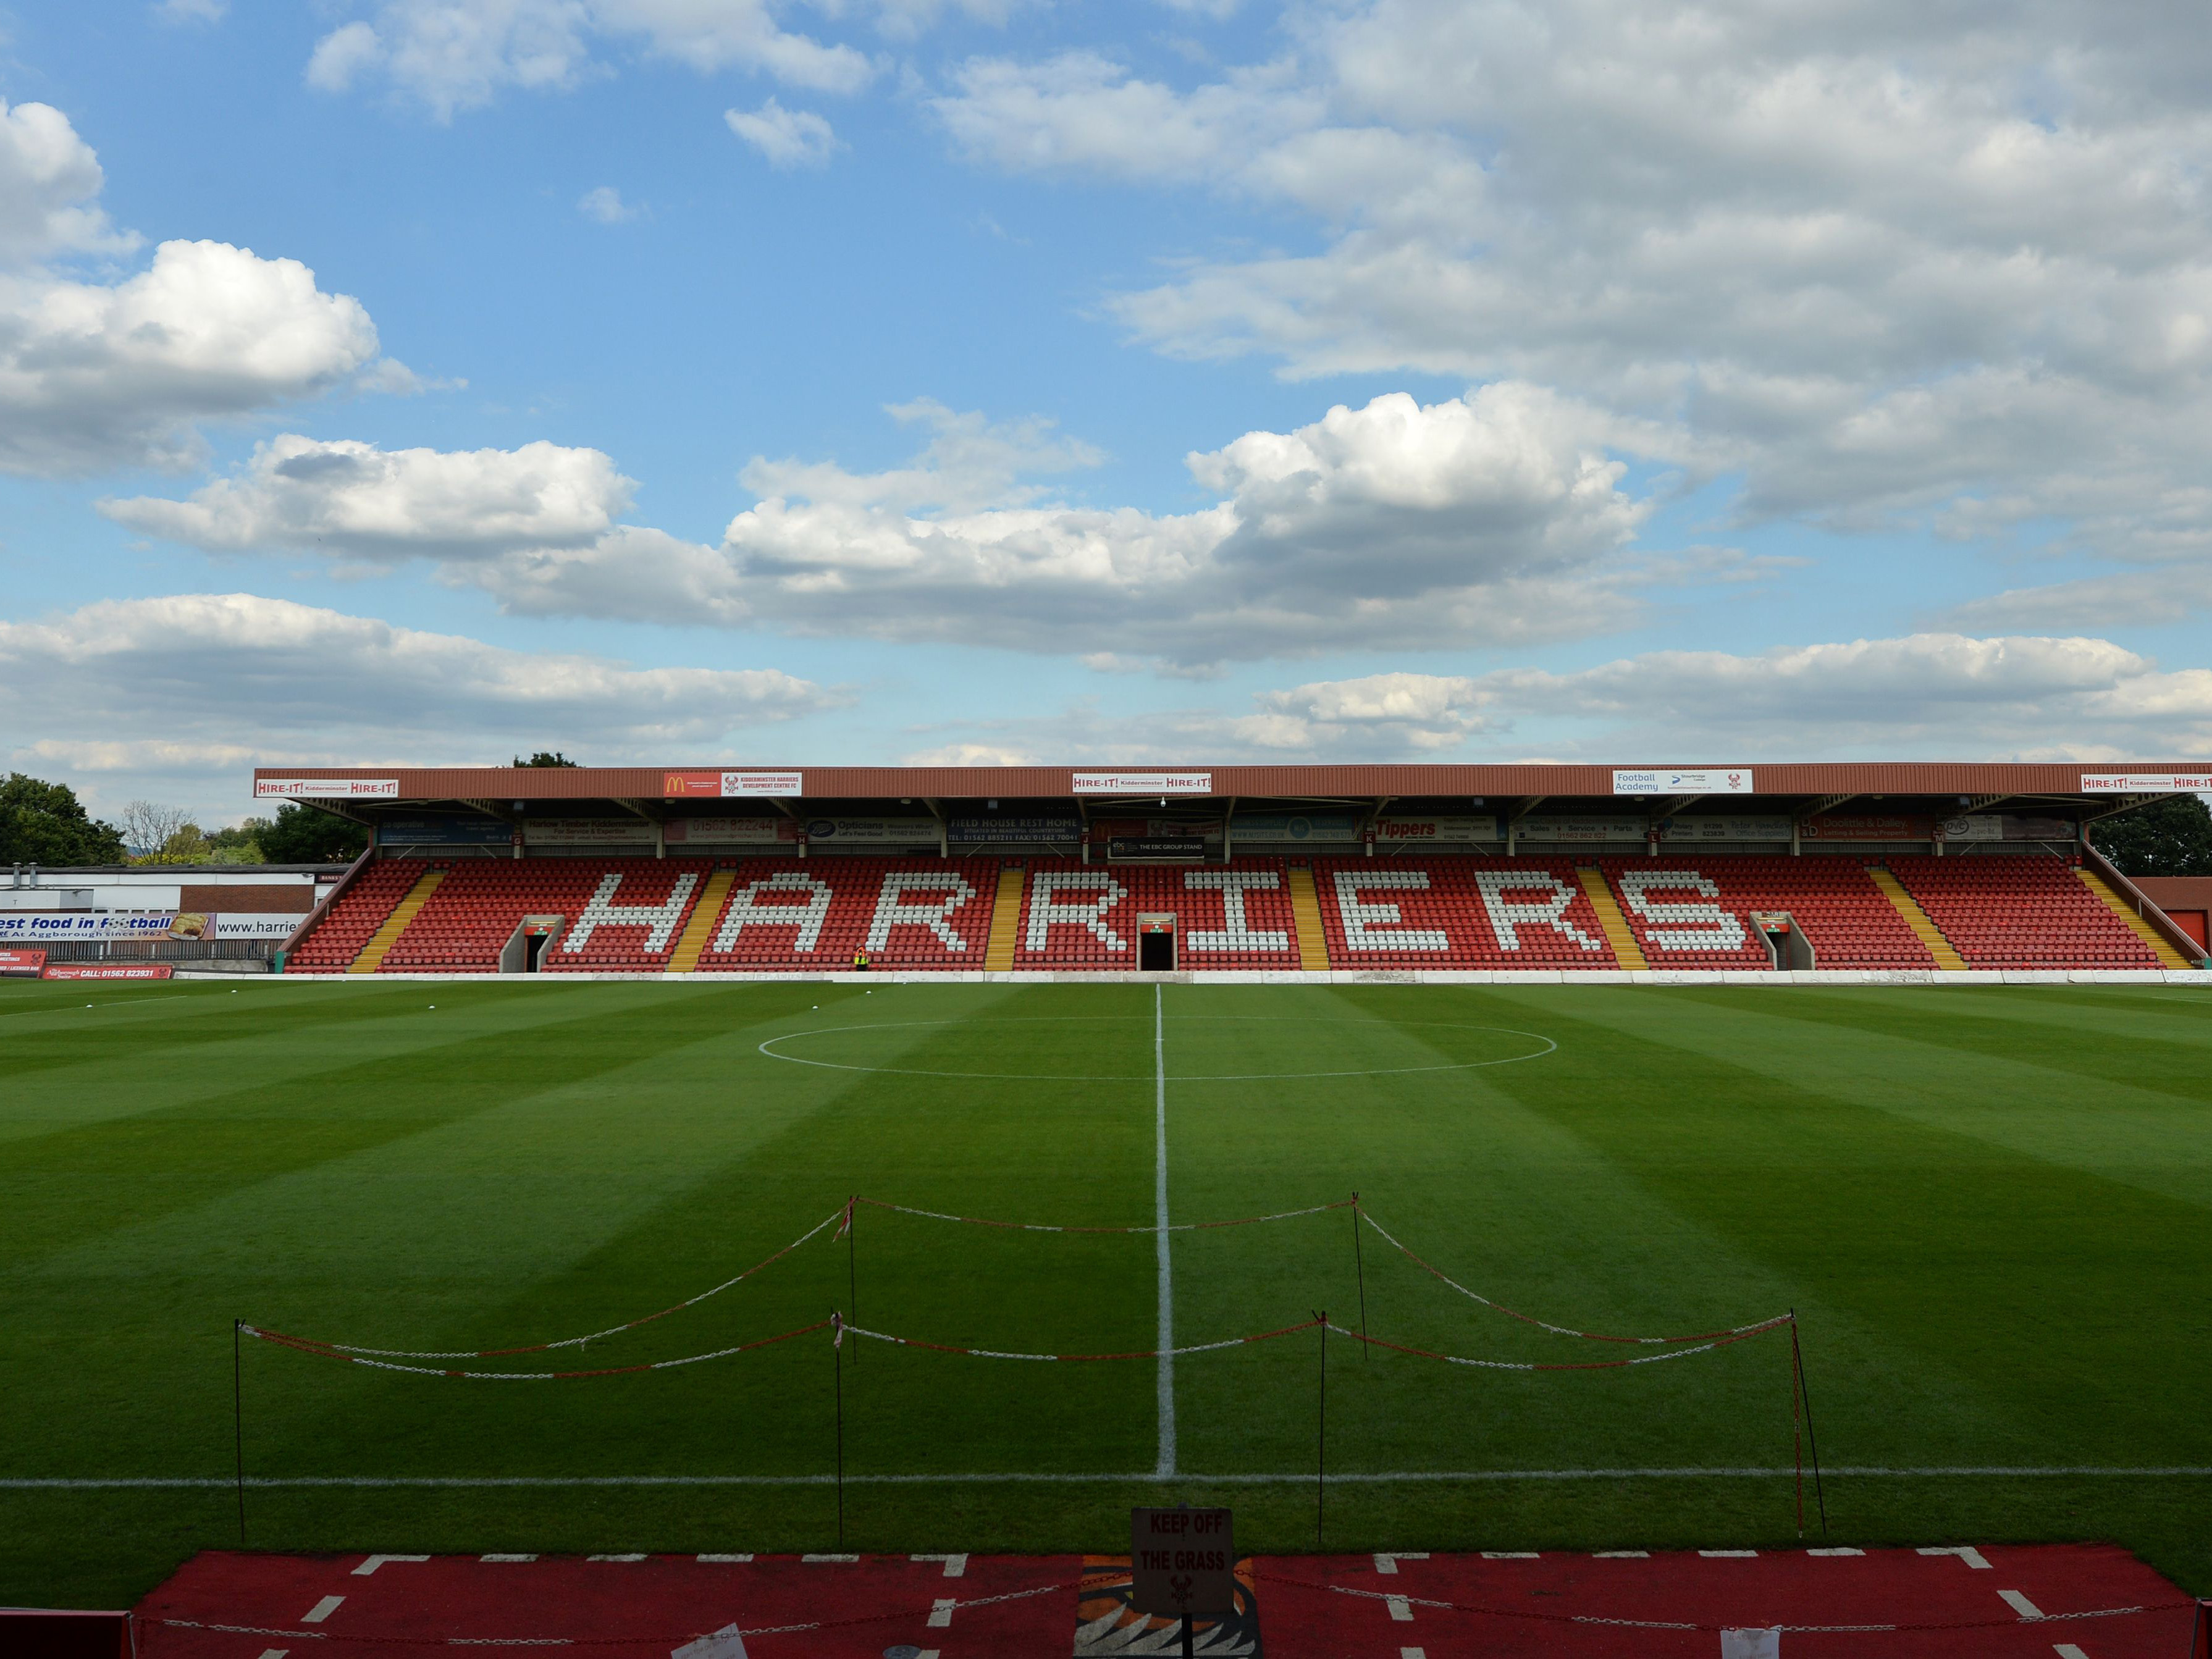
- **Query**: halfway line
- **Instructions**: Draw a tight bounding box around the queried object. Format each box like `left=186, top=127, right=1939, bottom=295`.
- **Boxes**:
left=1154, top=981, right=1175, bottom=1479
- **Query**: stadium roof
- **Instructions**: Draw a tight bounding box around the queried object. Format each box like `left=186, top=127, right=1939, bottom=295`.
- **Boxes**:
left=253, top=760, right=2212, bottom=808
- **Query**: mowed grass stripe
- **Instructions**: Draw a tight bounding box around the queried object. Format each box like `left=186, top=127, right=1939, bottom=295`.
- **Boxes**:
left=1549, top=986, right=2212, bottom=1215
left=1157, top=986, right=1993, bottom=1483
left=1478, top=987, right=2211, bottom=1465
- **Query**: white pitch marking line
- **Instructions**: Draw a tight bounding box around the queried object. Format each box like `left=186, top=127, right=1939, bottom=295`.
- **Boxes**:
left=1482, top=1552, right=1538, bottom=1560
left=1919, top=1545, right=1993, bottom=1569
left=1699, top=1550, right=1758, bottom=1558
left=2000, top=1589, right=2046, bottom=1620
left=1594, top=1551, right=1649, bottom=1559
left=927, top=1598, right=957, bottom=1628
left=587, top=1553, right=647, bottom=1562
left=300, top=1596, right=344, bottom=1623
left=1153, top=982, right=1175, bottom=1480
left=1807, top=1548, right=1865, bottom=1557
left=698, top=1553, right=754, bottom=1563
left=2053, top=1645, right=2092, bottom=1659
left=913, top=1553, right=967, bottom=1577
left=481, top=1554, right=536, bottom=1562
left=353, top=1553, right=429, bottom=1575
left=802, top=1553, right=859, bottom=1563
left=1373, top=1553, right=1429, bottom=1574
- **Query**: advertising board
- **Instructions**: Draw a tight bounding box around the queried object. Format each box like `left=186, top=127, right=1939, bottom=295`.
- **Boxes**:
left=41, top=964, right=175, bottom=980
left=255, top=776, right=400, bottom=799
left=802, top=817, right=940, bottom=844
left=662, top=771, right=805, bottom=797
left=1375, top=815, right=1498, bottom=842
left=521, top=820, right=658, bottom=847
left=948, top=816, right=1082, bottom=843
left=0, top=947, right=46, bottom=975
left=1612, top=768, right=1755, bottom=794
left=1939, top=814, right=2077, bottom=842
left=1662, top=817, right=1794, bottom=842
left=1074, top=773, right=1212, bottom=794
left=1238, top=811, right=1366, bottom=842
left=1519, top=818, right=1647, bottom=842
left=1109, top=837, right=1208, bottom=861
left=2080, top=772, right=2212, bottom=793
left=662, top=817, right=788, bottom=844
left=377, top=816, right=514, bottom=846
left=1799, top=815, right=1933, bottom=842
left=0, top=912, right=299, bottom=943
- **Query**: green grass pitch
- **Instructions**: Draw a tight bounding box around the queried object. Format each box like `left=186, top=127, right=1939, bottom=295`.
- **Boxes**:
left=3, top=975, right=2209, bottom=1608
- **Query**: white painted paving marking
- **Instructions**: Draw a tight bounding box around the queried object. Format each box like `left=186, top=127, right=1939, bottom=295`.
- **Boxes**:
left=927, top=1598, right=957, bottom=1628
left=1401, top=1650, right=1427, bottom=1659
left=1594, top=1552, right=1649, bottom=1559
left=257, top=1650, right=289, bottom=1658
left=587, top=1553, right=647, bottom=1562
left=2000, top=1589, right=2047, bottom=1620
left=671, top=1621, right=749, bottom=1659
left=2053, top=1645, right=2091, bottom=1659
left=697, top=1553, right=754, bottom=1563
left=1700, top=1550, right=1759, bottom=1558
left=481, top=1554, right=536, bottom=1562
left=802, top=1553, right=859, bottom=1563
left=912, top=1553, right=967, bottom=1577
left=353, top=1554, right=430, bottom=1575
left=1481, top=1552, right=1538, bottom=1560
left=1386, top=1596, right=1414, bottom=1622
left=1807, top=1548, right=1865, bottom=1557
left=1919, top=1545, right=1993, bottom=1569
left=300, top=1596, right=344, bottom=1623
left=1373, top=1553, right=1429, bottom=1574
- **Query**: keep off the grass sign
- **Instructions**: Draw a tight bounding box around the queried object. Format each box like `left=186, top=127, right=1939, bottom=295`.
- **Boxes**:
left=1129, top=1506, right=1235, bottom=1616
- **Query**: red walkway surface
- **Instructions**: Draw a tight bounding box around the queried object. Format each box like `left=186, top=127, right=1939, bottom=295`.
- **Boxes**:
left=129, top=1544, right=2200, bottom=1657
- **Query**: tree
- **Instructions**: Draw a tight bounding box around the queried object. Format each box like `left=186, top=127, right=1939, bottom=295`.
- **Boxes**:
left=2089, top=794, right=2212, bottom=878
left=0, top=773, right=127, bottom=865
left=257, top=802, right=369, bottom=863
left=513, top=751, right=580, bottom=767
left=121, top=799, right=192, bottom=857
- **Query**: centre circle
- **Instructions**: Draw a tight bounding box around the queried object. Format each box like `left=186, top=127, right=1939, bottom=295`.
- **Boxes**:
left=756, top=1015, right=1557, bottom=1082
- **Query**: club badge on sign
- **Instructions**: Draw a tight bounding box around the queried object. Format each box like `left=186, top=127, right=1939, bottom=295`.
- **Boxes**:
left=1129, top=1506, right=1236, bottom=1616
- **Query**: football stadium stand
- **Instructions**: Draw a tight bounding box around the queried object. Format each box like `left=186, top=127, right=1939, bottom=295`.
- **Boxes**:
left=260, top=761, right=2212, bottom=977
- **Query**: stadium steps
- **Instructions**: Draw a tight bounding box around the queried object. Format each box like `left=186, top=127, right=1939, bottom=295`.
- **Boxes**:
left=983, top=867, right=1026, bottom=970
left=2075, top=869, right=2193, bottom=967
left=1575, top=868, right=1649, bottom=969
left=1285, top=865, right=1331, bottom=968
left=1867, top=867, right=1965, bottom=969
left=348, top=868, right=446, bottom=974
left=664, top=868, right=737, bottom=973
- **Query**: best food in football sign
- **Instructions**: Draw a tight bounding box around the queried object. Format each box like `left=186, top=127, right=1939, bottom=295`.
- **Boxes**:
left=1129, top=1506, right=1235, bottom=1616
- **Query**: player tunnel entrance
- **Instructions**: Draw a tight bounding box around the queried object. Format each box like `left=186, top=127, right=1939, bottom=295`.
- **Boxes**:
left=501, top=915, right=565, bottom=973
left=1138, top=912, right=1177, bottom=971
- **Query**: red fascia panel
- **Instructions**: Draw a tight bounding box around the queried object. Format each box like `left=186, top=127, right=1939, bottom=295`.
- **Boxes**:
left=251, top=760, right=2212, bottom=804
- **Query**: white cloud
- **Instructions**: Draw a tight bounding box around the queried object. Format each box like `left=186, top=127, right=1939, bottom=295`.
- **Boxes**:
left=98, top=435, right=633, bottom=562
left=491, top=385, right=1659, bottom=659
left=902, top=632, right=2212, bottom=766
left=0, top=99, right=137, bottom=263
left=0, top=240, right=384, bottom=476
left=308, top=0, right=876, bottom=120
left=929, top=1, right=2212, bottom=593
left=0, top=593, right=843, bottom=818
left=577, top=184, right=644, bottom=222
left=725, top=99, right=841, bottom=168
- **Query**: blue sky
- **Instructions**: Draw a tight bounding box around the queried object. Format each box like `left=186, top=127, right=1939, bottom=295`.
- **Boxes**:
left=3, top=0, right=2210, bottom=820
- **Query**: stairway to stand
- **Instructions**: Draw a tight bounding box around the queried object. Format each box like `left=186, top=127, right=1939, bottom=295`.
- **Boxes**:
left=983, top=867, right=1027, bottom=971
left=1575, top=868, right=1649, bottom=970
left=348, top=868, right=445, bottom=974
left=665, top=868, right=738, bottom=973
left=1867, top=867, right=1966, bottom=970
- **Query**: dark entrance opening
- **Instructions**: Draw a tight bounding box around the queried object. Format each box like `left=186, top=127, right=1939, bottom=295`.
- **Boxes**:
left=524, top=933, right=548, bottom=972
left=1140, top=929, right=1175, bottom=970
